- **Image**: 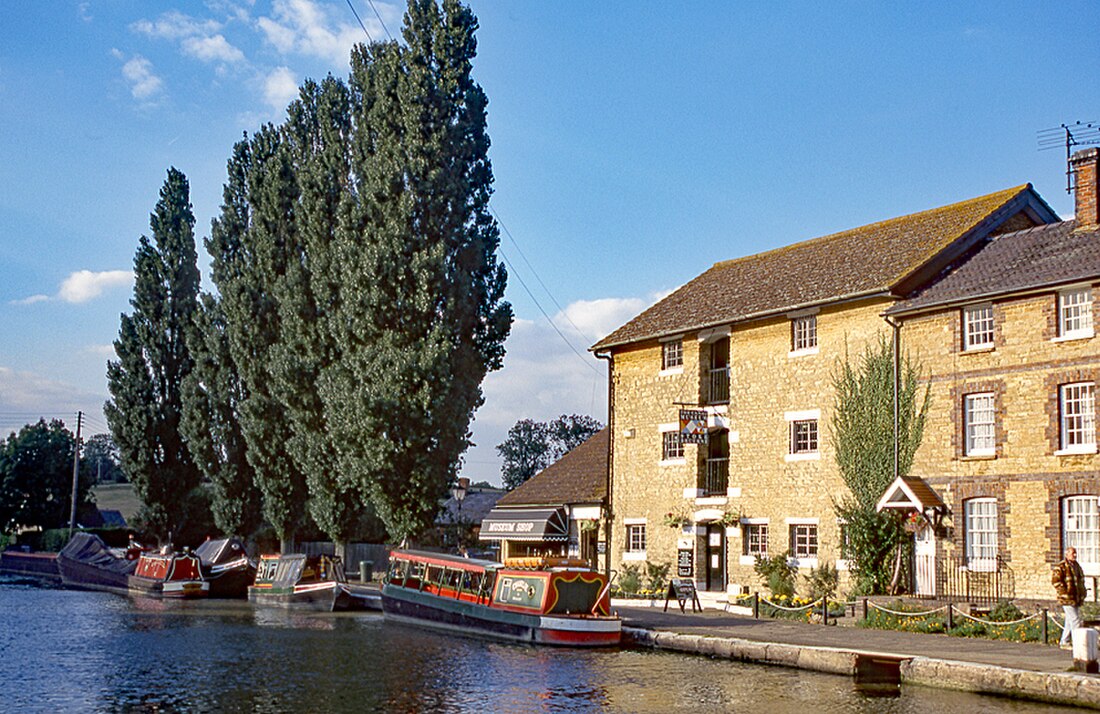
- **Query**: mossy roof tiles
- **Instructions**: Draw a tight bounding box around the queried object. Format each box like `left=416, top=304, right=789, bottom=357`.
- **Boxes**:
left=592, top=185, right=1036, bottom=351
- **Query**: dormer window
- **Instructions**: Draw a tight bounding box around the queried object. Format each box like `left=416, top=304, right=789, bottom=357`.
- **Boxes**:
left=962, top=304, right=994, bottom=351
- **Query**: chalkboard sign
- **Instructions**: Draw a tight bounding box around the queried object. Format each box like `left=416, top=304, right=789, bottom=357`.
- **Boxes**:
left=677, top=548, right=693, bottom=578
left=664, top=577, right=702, bottom=613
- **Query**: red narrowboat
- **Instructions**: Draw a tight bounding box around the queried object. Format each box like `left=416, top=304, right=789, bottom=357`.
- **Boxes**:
left=128, top=550, right=209, bottom=599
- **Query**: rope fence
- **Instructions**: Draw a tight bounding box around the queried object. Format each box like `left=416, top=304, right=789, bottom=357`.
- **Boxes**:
left=868, top=602, right=947, bottom=618
left=758, top=596, right=823, bottom=612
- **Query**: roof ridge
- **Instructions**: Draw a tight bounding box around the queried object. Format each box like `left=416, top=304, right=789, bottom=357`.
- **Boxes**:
left=709, top=184, right=1030, bottom=272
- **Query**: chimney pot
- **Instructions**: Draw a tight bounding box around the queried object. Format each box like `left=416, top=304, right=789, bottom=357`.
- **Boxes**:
left=1071, top=147, right=1099, bottom=232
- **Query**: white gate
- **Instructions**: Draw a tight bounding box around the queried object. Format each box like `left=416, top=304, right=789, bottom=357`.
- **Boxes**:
left=914, top=524, right=936, bottom=597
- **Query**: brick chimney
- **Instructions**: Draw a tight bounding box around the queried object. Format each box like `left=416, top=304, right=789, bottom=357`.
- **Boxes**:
left=1071, top=147, right=1099, bottom=231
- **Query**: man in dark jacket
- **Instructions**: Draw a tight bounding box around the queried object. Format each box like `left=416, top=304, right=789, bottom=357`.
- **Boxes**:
left=1053, top=547, right=1087, bottom=648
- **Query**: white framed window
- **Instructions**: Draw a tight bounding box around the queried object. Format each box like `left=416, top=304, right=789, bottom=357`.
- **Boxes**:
left=791, top=315, right=818, bottom=353
left=743, top=523, right=768, bottom=557
left=661, top=430, right=684, bottom=462
left=661, top=339, right=683, bottom=371
left=625, top=524, right=647, bottom=553
left=963, top=304, right=994, bottom=350
left=789, top=523, right=818, bottom=559
left=965, top=498, right=998, bottom=571
left=1058, top=288, right=1094, bottom=339
left=1060, top=382, right=1097, bottom=453
left=964, top=392, right=996, bottom=456
left=1064, top=496, right=1100, bottom=576
left=789, top=420, right=818, bottom=455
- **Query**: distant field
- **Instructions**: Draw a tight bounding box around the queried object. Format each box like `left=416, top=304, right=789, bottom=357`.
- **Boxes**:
left=92, top=483, right=141, bottom=523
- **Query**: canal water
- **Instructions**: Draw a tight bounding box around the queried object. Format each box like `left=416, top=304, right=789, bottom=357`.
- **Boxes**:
left=0, top=577, right=1080, bottom=713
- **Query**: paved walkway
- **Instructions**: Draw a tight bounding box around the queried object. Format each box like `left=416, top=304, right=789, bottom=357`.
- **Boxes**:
left=619, top=605, right=1074, bottom=674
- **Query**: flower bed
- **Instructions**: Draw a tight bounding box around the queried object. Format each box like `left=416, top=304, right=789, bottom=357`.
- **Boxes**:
left=858, top=599, right=1051, bottom=644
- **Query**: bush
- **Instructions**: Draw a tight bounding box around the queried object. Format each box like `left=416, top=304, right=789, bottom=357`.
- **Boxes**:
left=805, top=561, right=839, bottom=600
left=619, top=564, right=642, bottom=595
left=645, top=561, right=670, bottom=593
left=754, top=553, right=796, bottom=598
left=987, top=599, right=1025, bottom=622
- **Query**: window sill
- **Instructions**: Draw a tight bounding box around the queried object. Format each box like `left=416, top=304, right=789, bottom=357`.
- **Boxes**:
left=961, top=345, right=994, bottom=354
left=785, top=452, right=820, bottom=462
left=836, top=559, right=850, bottom=571
left=659, top=458, right=686, bottom=467
left=788, top=347, right=819, bottom=358
left=961, top=453, right=997, bottom=461
left=1055, top=446, right=1098, bottom=456
left=622, top=551, right=647, bottom=562
left=1053, top=331, right=1095, bottom=343
left=790, top=557, right=818, bottom=569
left=739, top=554, right=760, bottom=566
left=658, top=367, right=684, bottom=377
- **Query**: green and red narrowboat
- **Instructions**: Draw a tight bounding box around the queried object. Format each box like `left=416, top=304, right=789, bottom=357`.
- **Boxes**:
left=381, top=550, right=620, bottom=647
left=128, top=550, right=208, bottom=599
left=248, top=553, right=371, bottom=611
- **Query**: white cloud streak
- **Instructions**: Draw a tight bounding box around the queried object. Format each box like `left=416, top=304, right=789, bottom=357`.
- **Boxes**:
left=257, top=0, right=375, bottom=67
left=59, top=270, right=133, bottom=303
left=131, top=11, right=245, bottom=65
left=264, top=66, right=299, bottom=111
left=119, top=54, right=164, bottom=100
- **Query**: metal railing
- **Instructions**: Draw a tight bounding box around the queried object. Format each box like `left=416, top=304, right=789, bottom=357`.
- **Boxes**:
left=708, top=367, right=729, bottom=404
left=938, top=554, right=1015, bottom=603
left=703, top=458, right=728, bottom=495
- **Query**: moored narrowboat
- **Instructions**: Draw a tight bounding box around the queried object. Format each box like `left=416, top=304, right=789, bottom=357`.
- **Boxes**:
left=128, top=550, right=209, bottom=599
left=381, top=549, right=621, bottom=646
left=194, top=537, right=255, bottom=598
left=248, top=553, right=372, bottom=611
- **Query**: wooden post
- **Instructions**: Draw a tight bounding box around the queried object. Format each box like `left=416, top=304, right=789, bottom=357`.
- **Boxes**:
left=861, top=597, right=869, bottom=621
left=821, top=593, right=829, bottom=625
left=1041, top=608, right=1049, bottom=644
left=752, top=592, right=759, bottom=619
left=946, top=603, right=954, bottom=630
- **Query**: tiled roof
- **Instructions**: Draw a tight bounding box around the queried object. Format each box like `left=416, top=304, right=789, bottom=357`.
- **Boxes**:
left=888, top=221, right=1100, bottom=314
left=496, top=428, right=608, bottom=507
left=593, top=185, right=1042, bottom=351
left=437, top=487, right=506, bottom=525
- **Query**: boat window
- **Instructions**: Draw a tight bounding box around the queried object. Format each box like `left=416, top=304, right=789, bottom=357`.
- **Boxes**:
left=444, top=568, right=461, bottom=591
left=479, top=571, right=496, bottom=600
left=426, top=566, right=444, bottom=588
left=462, top=571, right=482, bottom=595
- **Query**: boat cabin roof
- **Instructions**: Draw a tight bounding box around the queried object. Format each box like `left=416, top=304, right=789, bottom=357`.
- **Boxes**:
left=390, top=549, right=500, bottom=573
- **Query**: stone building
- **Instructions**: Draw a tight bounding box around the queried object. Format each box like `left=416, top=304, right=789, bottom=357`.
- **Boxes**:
left=592, top=151, right=1100, bottom=602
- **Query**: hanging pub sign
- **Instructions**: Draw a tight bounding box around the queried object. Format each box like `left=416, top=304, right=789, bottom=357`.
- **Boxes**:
left=679, top=409, right=709, bottom=444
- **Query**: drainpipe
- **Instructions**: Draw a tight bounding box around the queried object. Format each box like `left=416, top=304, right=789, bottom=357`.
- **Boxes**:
left=883, top=315, right=901, bottom=481
left=596, top=351, right=614, bottom=577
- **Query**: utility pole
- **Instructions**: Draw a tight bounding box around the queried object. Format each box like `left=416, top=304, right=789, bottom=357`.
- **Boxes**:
left=68, top=411, right=83, bottom=537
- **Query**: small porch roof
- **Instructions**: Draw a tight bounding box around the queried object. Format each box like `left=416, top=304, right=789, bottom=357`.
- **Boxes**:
left=876, top=475, right=946, bottom=513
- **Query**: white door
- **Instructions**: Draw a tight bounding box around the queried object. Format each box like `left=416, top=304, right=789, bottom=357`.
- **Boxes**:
left=914, top=524, right=936, bottom=597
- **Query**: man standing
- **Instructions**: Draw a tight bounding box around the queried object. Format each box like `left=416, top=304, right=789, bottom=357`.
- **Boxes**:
left=1053, top=546, right=1087, bottom=648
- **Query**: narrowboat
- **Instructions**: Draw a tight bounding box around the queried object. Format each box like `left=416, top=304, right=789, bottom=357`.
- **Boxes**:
left=56, top=533, right=141, bottom=596
left=194, top=537, right=255, bottom=598
left=248, top=553, right=372, bottom=611
left=381, top=550, right=621, bottom=646
left=128, top=549, right=209, bottom=599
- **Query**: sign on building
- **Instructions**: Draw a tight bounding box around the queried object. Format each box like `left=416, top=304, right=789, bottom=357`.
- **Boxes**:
left=679, top=409, right=708, bottom=444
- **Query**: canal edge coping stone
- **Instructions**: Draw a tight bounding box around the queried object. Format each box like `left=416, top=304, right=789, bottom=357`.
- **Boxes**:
left=624, top=626, right=1100, bottom=709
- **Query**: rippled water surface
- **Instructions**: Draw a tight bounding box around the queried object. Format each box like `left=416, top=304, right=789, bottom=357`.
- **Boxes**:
left=0, top=577, right=1080, bottom=713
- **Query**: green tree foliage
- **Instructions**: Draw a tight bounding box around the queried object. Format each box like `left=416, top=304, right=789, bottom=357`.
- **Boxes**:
left=320, top=0, right=511, bottom=543
left=832, top=334, right=930, bottom=594
left=208, top=133, right=312, bottom=551
left=105, top=168, right=204, bottom=544
left=0, top=419, right=92, bottom=532
left=180, top=294, right=264, bottom=538
left=497, top=414, right=603, bottom=490
left=81, top=433, right=125, bottom=484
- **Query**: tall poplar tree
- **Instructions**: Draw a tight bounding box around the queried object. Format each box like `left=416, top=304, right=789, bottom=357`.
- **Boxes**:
left=180, top=294, right=264, bottom=538
left=208, top=133, right=311, bottom=552
left=105, top=168, right=203, bottom=543
left=325, top=0, right=511, bottom=542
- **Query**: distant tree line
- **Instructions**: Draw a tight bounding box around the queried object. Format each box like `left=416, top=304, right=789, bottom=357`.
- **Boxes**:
left=105, top=0, right=510, bottom=553
left=497, top=415, right=603, bottom=490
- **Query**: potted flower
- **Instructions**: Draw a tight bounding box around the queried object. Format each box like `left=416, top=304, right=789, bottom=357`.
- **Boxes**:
left=662, top=511, right=689, bottom=529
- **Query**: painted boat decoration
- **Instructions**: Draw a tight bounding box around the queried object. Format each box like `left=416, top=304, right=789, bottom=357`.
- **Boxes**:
left=56, top=533, right=141, bottom=596
left=128, top=549, right=209, bottom=599
left=248, top=553, right=371, bottom=611
left=381, top=549, right=621, bottom=647
left=194, top=537, right=255, bottom=598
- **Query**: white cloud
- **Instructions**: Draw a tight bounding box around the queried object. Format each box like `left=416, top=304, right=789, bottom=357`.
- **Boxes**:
left=264, top=66, right=299, bottom=111
left=0, top=366, right=104, bottom=422
left=257, top=0, right=375, bottom=67
left=10, top=294, right=49, bottom=306
left=84, top=344, right=117, bottom=358
left=460, top=293, right=662, bottom=485
left=118, top=54, right=164, bottom=100
left=182, top=34, right=245, bottom=63
left=58, top=270, right=133, bottom=303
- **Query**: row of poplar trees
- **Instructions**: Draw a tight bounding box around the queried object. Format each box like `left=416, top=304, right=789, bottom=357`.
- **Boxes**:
left=106, top=0, right=512, bottom=554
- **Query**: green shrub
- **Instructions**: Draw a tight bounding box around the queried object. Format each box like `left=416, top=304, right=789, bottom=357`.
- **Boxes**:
left=805, top=561, right=839, bottom=600
left=644, top=561, right=670, bottom=593
left=987, top=599, right=1025, bottom=623
left=619, top=564, right=642, bottom=595
left=754, top=553, right=796, bottom=597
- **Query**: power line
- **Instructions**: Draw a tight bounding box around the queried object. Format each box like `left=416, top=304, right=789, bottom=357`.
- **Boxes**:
left=365, top=0, right=393, bottom=40
left=343, top=0, right=374, bottom=43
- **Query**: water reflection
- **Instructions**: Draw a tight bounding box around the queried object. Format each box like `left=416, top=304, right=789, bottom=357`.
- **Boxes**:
left=0, top=578, right=1084, bottom=713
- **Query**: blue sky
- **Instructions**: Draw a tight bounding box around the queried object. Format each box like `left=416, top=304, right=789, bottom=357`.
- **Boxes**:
left=0, top=1, right=1095, bottom=484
